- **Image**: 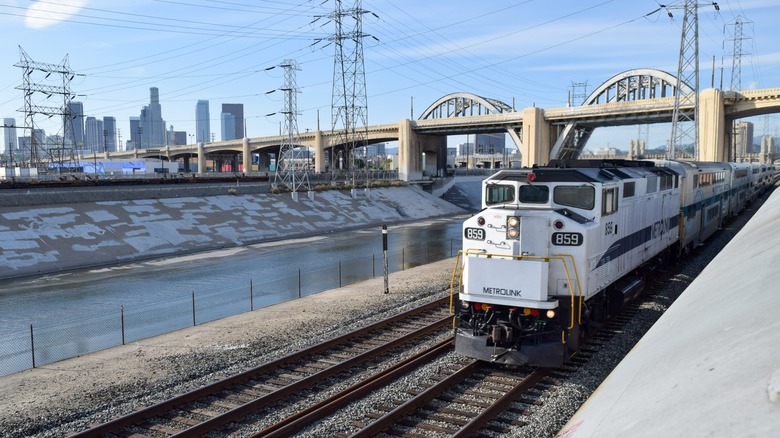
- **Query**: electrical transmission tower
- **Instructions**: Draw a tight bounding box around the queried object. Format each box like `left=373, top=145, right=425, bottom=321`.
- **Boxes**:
left=569, top=81, right=588, bottom=106
left=14, top=46, right=79, bottom=170
left=272, top=59, right=311, bottom=197
left=665, top=1, right=720, bottom=160
left=330, top=0, right=371, bottom=184
left=725, top=16, right=751, bottom=92
left=725, top=16, right=753, bottom=161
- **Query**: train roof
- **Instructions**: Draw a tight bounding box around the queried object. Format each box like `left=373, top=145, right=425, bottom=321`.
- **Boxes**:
left=489, top=160, right=677, bottom=184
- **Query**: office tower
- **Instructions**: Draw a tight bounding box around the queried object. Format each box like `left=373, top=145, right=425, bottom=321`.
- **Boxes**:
left=103, top=116, right=116, bottom=152
left=3, top=118, right=16, bottom=159
left=85, top=117, right=104, bottom=152
left=196, top=100, right=210, bottom=143
left=221, top=103, right=244, bottom=139
left=221, top=112, right=236, bottom=141
left=474, top=133, right=505, bottom=154
left=166, top=125, right=187, bottom=146
left=65, top=101, right=85, bottom=148
left=139, top=87, right=166, bottom=148
left=734, top=121, right=754, bottom=157
left=129, top=117, right=140, bottom=150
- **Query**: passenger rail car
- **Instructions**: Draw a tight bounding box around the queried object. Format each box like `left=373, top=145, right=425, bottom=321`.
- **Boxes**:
left=451, top=159, right=765, bottom=367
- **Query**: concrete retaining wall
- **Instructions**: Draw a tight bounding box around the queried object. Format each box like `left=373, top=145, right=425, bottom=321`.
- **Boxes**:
left=0, top=186, right=466, bottom=280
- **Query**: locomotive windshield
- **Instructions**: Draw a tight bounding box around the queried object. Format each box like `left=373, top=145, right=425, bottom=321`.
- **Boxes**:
left=518, top=184, right=549, bottom=203
left=485, top=183, right=550, bottom=205
left=553, top=185, right=595, bottom=210
left=485, top=184, right=514, bottom=204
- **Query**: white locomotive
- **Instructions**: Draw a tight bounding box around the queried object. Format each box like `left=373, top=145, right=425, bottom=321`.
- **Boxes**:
left=453, top=159, right=775, bottom=367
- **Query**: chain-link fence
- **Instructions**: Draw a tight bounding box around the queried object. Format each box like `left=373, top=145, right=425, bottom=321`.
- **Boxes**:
left=0, top=237, right=457, bottom=377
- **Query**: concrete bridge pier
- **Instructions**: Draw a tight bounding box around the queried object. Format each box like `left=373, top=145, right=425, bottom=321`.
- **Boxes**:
left=197, top=142, right=205, bottom=175
left=242, top=138, right=251, bottom=173
left=398, top=119, right=447, bottom=180
left=699, top=88, right=728, bottom=162
left=522, top=107, right=552, bottom=167
left=314, top=130, right=325, bottom=173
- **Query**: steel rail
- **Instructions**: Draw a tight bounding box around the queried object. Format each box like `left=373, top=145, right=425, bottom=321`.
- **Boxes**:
left=252, top=337, right=454, bottom=438
left=70, top=295, right=449, bottom=437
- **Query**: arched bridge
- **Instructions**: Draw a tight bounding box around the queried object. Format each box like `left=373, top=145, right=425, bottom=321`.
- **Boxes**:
left=102, top=70, right=780, bottom=180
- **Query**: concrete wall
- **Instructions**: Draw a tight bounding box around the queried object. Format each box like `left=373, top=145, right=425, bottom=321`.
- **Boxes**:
left=0, top=187, right=466, bottom=280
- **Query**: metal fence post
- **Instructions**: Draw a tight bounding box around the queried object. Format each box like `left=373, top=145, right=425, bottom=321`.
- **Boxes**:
left=250, top=279, right=254, bottom=311
left=339, top=261, right=342, bottom=287
left=30, top=324, right=35, bottom=369
left=298, top=269, right=302, bottom=298
left=192, top=290, right=196, bottom=326
left=402, top=248, right=405, bottom=271
left=121, top=305, right=125, bottom=345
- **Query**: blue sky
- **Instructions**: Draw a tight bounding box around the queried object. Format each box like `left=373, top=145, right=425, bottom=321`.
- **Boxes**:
left=1, top=0, right=779, bottom=153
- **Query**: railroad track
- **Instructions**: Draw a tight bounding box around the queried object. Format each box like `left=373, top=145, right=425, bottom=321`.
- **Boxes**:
left=68, top=265, right=683, bottom=437
left=70, top=296, right=453, bottom=437
left=344, top=360, right=551, bottom=437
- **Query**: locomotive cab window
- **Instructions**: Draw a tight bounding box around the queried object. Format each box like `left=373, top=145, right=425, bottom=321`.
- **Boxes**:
left=485, top=184, right=514, bottom=205
left=623, top=182, right=635, bottom=198
left=602, top=187, right=619, bottom=216
left=553, top=185, right=594, bottom=210
left=518, top=184, right=549, bottom=204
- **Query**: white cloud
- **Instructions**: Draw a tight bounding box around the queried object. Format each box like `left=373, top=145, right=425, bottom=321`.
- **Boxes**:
left=25, top=0, right=88, bottom=29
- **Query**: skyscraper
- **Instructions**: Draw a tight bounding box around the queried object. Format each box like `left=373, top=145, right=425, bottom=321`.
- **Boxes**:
left=221, top=103, right=244, bottom=139
left=3, top=118, right=16, bottom=159
left=196, top=100, right=210, bottom=144
left=65, top=101, right=84, bottom=148
left=129, top=117, right=140, bottom=150
left=85, top=117, right=104, bottom=152
left=221, top=112, right=236, bottom=141
left=103, top=116, right=116, bottom=152
left=139, top=87, right=166, bottom=148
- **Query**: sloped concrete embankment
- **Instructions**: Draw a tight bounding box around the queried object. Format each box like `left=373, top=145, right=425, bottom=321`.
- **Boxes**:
left=0, top=187, right=466, bottom=280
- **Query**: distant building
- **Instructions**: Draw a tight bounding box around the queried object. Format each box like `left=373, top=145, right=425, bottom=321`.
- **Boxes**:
left=3, top=118, right=16, bottom=159
left=366, top=143, right=386, bottom=157
left=457, top=142, right=475, bottom=157
left=474, top=133, right=505, bottom=154
left=592, top=147, right=619, bottom=156
left=734, top=121, right=754, bottom=158
left=221, top=103, right=244, bottom=140
left=138, top=87, right=166, bottom=148
left=221, top=112, right=237, bottom=141
left=103, top=116, right=117, bottom=152
left=128, top=117, right=140, bottom=150
left=85, top=117, right=104, bottom=152
left=65, top=101, right=85, bottom=148
left=196, top=100, right=210, bottom=143
left=167, top=125, right=187, bottom=146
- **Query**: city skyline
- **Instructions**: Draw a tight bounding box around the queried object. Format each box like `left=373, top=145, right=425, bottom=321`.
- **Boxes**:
left=1, top=1, right=780, bottom=155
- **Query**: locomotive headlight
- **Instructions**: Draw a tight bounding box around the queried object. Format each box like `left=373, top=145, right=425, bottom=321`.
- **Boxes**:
left=506, top=216, right=521, bottom=240
left=546, top=309, right=556, bottom=319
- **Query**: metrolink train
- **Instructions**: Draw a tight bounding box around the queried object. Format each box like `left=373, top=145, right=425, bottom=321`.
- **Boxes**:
left=452, top=159, right=776, bottom=367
